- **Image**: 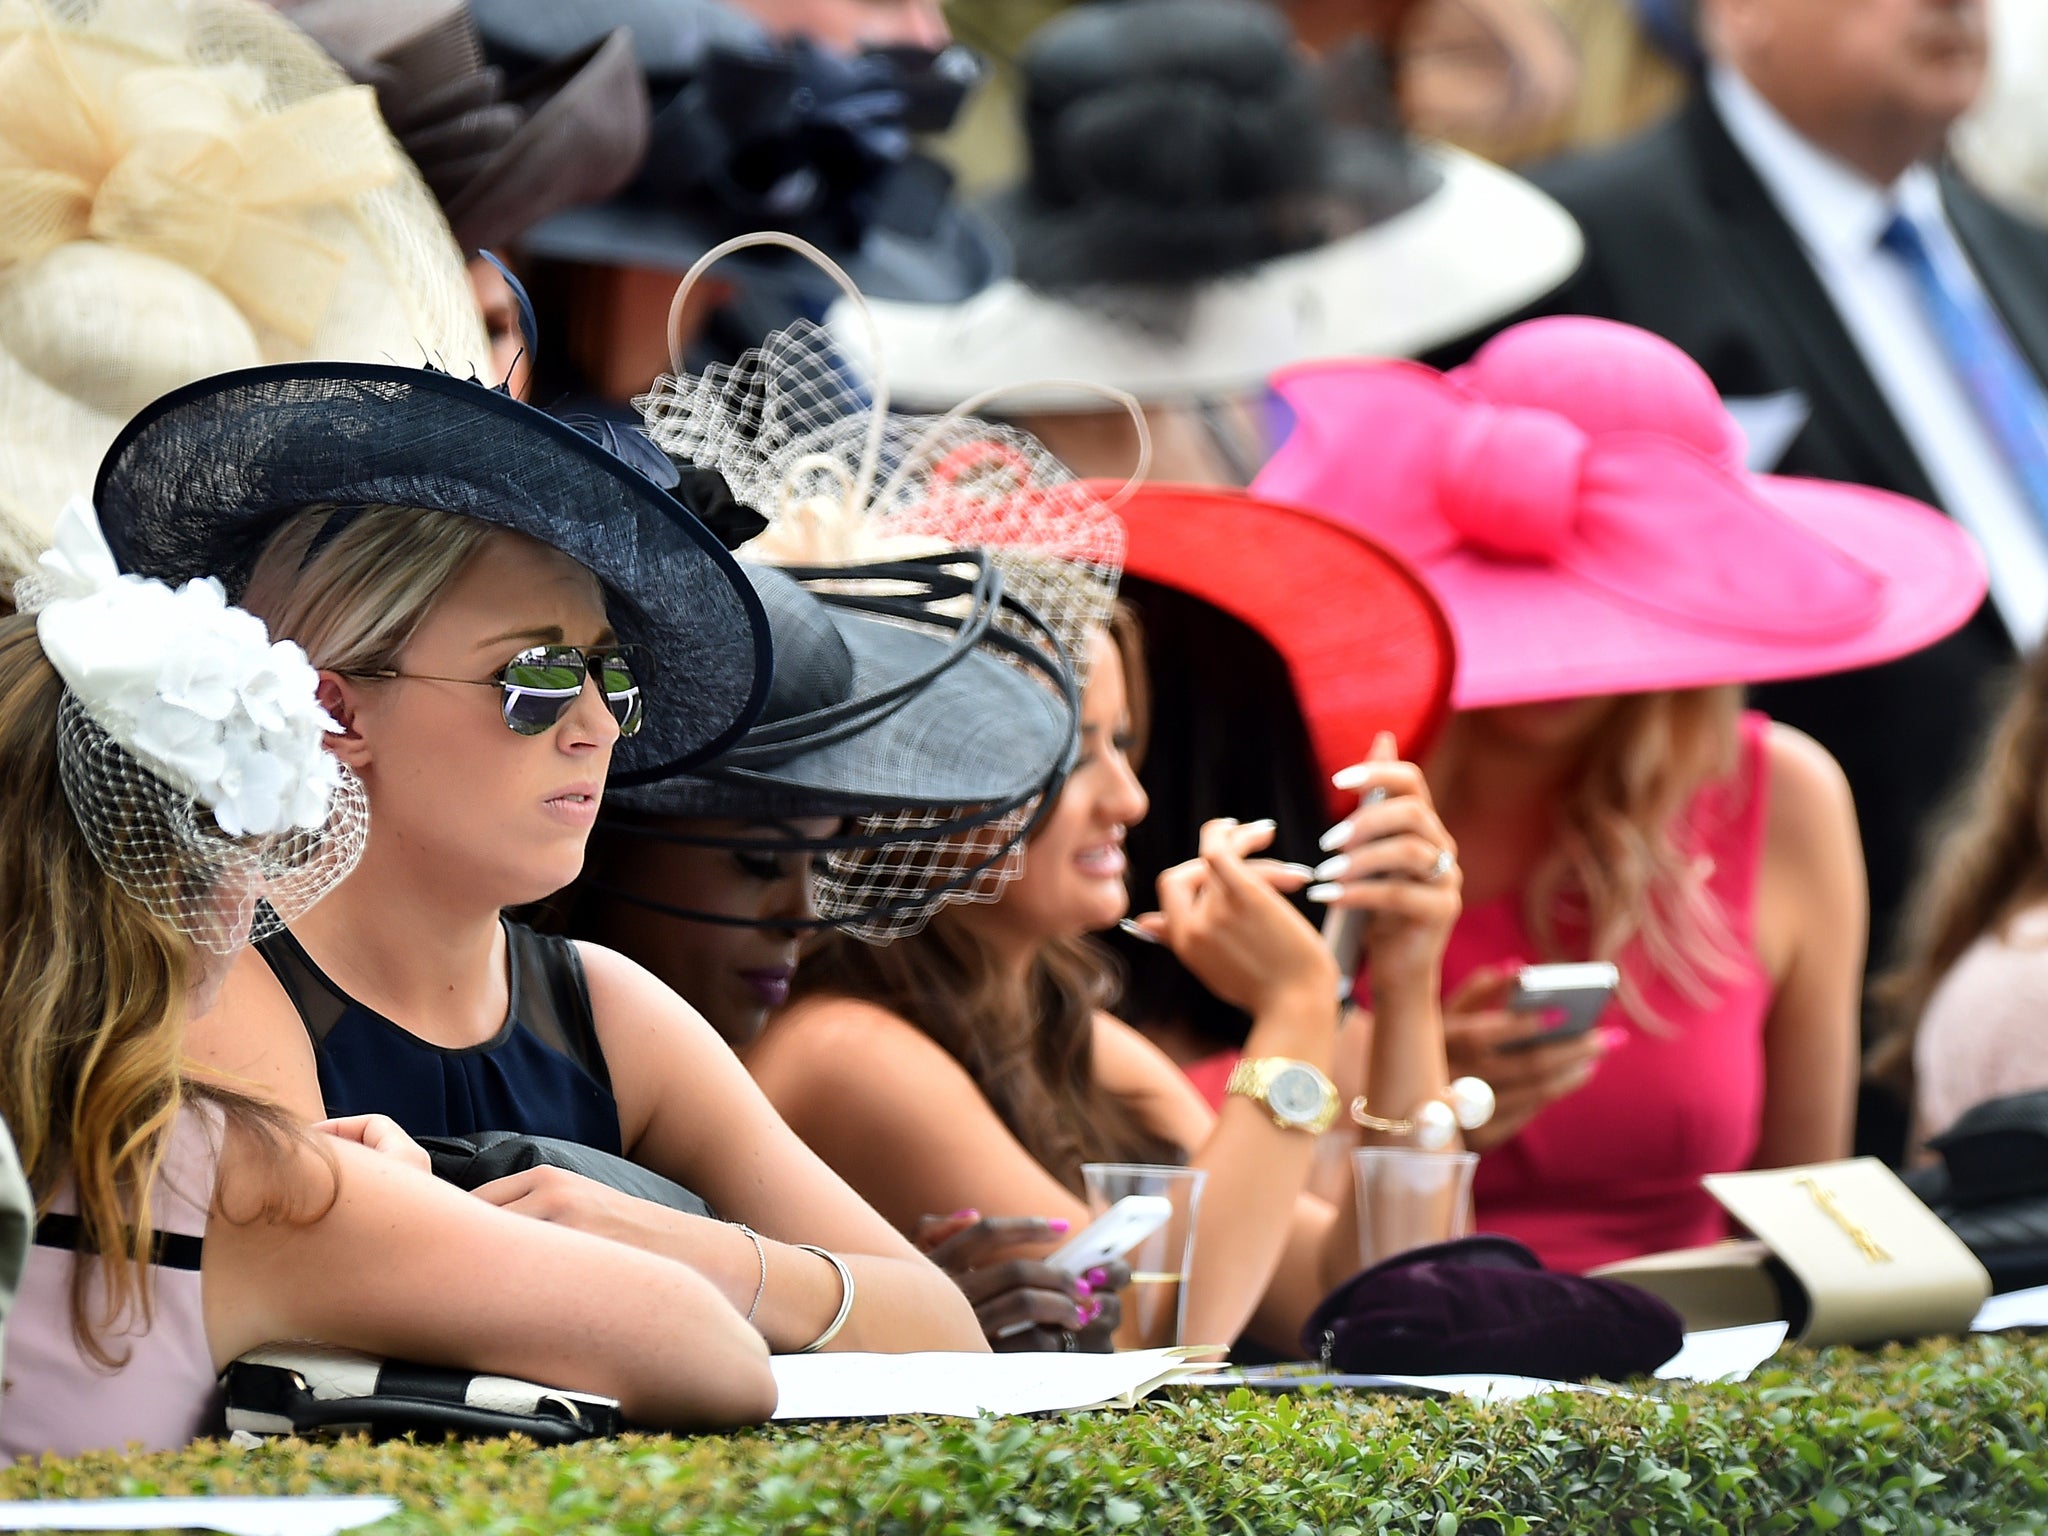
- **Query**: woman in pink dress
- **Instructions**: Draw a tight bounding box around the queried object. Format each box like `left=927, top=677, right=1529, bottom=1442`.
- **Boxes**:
left=1254, top=316, right=1989, bottom=1271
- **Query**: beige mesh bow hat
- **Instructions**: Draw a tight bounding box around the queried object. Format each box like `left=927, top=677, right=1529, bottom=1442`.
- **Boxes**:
left=0, top=0, right=491, bottom=580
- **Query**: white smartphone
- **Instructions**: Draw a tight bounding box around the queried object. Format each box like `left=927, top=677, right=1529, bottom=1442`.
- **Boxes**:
left=1500, top=961, right=1620, bottom=1052
left=1045, top=1195, right=1173, bottom=1277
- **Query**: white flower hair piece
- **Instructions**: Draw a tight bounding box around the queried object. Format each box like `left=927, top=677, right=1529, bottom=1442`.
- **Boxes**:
left=21, top=501, right=344, bottom=838
left=15, top=500, right=368, bottom=952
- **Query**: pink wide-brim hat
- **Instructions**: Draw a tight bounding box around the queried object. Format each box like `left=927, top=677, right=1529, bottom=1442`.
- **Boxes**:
left=1252, top=316, right=1989, bottom=709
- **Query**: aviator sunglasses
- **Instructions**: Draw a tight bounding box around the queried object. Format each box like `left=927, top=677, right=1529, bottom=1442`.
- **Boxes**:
left=351, top=644, right=646, bottom=738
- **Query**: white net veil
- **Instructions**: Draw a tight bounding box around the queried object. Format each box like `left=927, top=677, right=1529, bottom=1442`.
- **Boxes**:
left=638, top=234, right=1140, bottom=941
left=19, top=502, right=368, bottom=955
left=53, top=695, right=368, bottom=954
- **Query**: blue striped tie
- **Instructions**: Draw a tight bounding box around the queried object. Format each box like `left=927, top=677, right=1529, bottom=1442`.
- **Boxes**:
left=1880, top=210, right=2048, bottom=527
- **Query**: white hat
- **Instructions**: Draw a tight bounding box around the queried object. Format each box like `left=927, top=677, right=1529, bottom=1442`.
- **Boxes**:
left=0, top=0, right=492, bottom=573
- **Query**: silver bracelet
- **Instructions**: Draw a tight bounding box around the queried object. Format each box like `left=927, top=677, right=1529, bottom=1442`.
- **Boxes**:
left=793, top=1243, right=855, bottom=1353
left=734, top=1223, right=768, bottom=1325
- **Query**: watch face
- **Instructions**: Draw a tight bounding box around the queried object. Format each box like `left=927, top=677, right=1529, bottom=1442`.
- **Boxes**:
left=1267, top=1064, right=1330, bottom=1126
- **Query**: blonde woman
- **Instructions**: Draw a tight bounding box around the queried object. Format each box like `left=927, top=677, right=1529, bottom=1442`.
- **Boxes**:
left=1876, top=643, right=2048, bottom=1151
left=97, top=363, right=984, bottom=1358
left=3, top=506, right=773, bottom=1461
left=1254, top=316, right=1989, bottom=1270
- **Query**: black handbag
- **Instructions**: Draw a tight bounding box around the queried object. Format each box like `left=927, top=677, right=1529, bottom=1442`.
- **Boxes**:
left=1901, top=1089, right=2048, bottom=1293
left=416, top=1129, right=718, bottom=1220
left=223, top=1343, right=624, bottom=1445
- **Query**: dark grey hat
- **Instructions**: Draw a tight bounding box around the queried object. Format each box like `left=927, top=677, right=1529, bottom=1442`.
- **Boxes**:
left=284, top=0, right=652, bottom=256
left=612, top=554, right=1075, bottom=822
left=94, top=363, right=772, bottom=785
left=471, top=0, right=1002, bottom=303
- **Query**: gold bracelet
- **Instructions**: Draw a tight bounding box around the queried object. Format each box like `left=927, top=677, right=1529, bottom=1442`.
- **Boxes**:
left=794, top=1244, right=855, bottom=1353
left=1349, top=1077, right=1496, bottom=1150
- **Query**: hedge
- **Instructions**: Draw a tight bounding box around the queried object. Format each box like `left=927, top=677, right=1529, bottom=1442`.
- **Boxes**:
left=7, top=1333, right=2048, bottom=1534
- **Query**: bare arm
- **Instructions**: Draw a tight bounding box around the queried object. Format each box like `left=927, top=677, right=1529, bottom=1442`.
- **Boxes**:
left=1750, top=724, right=1863, bottom=1169
left=574, top=942, right=985, bottom=1354
left=203, top=1125, right=776, bottom=1430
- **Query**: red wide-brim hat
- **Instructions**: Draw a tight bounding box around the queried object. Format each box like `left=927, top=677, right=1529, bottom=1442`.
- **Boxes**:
left=1253, top=317, right=1988, bottom=710
left=1092, top=481, right=1457, bottom=810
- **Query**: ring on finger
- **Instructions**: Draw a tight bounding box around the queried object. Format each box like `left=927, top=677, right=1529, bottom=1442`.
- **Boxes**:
left=1425, top=846, right=1454, bottom=883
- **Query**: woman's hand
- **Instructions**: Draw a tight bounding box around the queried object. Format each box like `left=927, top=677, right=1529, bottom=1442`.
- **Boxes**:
left=1308, top=733, right=1461, bottom=993
left=913, top=1212, right=1127, bottom=1353
left=313, top=1114, right=431, bottom=1177
left=1441, top=961, right=1618, bottom=1150
left=1132, top=817, right=1337, bottom=1019
left=470, top=1163, right=666, bottom=1247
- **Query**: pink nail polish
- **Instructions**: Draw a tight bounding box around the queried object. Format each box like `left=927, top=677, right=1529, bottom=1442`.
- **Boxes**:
left=1084, top=1266, right=1111, bottom=1288
left=1073, top=1278, right=1094, bottom=1299
left=1047, top=1218, right=1070, bottom=1234
left=1074, top=1306, right=1091, bottom=1328
left=952, top=1208, right=979, bottom=1220
left=1597, top=1026, right=1628, bottom=1050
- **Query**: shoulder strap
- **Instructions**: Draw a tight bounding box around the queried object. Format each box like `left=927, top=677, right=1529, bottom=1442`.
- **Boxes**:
left=255, top=929, right=355, bottom=1046
left=503, top=922, right=612, bottom=1093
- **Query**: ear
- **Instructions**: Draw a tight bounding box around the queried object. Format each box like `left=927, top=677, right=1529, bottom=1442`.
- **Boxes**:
left=317, top=672, right=373, bottom=773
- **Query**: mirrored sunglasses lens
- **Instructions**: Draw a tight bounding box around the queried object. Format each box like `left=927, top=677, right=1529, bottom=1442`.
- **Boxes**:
left=598, top=653, right=644, bottom=738
left=501, top=651, right=585, bottom=736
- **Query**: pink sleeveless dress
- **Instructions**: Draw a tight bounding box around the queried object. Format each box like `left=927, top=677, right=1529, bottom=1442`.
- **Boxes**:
left=2, top=1104, right=224, bottom=1463
left=1449, top=712, right=1775, bottom=1273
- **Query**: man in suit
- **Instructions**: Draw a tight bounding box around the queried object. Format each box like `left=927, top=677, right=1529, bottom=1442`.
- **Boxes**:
left=1518, top=0, right=2048, bottom=978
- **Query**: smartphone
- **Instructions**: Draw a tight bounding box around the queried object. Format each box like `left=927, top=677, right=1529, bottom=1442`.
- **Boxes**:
left=1498, top=961, right=1620, bottom=1052
left=1045, top=1195, right=1173, bottom=1277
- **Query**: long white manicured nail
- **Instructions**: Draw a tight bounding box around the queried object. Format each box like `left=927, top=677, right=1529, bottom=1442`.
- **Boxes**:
left=1313, top=854, right=1350, bottom=882
left=1279, top=863, right=1318, bottom=881
left=1306, top=883, right=1344, bottom=903
left=1317, top=819, right=1355, bottom=853
left=1333, top=762, right=1373, bottom=791
left=1238, top=818, right=1277, bottom=837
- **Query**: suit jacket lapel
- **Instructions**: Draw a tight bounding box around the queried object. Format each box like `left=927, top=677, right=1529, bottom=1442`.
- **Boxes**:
left=1945, top=173, right=2048, bottom=385
left=1681, top=96, right=1938, bottom=505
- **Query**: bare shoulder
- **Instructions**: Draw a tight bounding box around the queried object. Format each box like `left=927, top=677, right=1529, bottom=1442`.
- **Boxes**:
left=186, top=947, right=323, bottom=1121
left=749, top=995, right=967, bottom=1105
left=1762, top=722, right=1860, bottom=858
left=1090, top=1011, right=1213, bottom=1149
left=573, top=938, right=719, bottom=1038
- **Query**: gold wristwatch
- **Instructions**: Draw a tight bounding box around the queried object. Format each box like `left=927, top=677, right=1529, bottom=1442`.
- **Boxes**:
left=1225, top=1056, right=1340, bottom=1134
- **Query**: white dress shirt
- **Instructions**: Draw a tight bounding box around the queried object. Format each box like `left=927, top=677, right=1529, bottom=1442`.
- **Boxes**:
left=1710, top=64, right=2048, bottom=649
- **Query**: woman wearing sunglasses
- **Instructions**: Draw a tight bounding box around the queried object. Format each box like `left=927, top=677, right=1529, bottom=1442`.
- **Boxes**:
left=95, top=362, right=985, bottom=1357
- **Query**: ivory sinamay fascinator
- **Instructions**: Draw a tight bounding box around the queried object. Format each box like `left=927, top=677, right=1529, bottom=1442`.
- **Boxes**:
left=0, top=0, right=491, bottom=580
left=638, top=233, right=1138, bottom=940
left=15, top=501, right=367, bottom=953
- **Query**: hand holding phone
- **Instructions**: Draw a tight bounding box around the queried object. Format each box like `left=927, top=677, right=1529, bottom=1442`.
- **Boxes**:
left=1499, top=961, right=1620, bottom=1052
left=1045, top=1195, right=1172, bottom=1277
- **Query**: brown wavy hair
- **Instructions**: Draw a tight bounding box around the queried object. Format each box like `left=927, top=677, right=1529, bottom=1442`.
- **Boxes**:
left=1873, top=649, right=2048, bottom=1098
left=1431, top=686, right=1747, bottom=1029
left=0, top=616, right=306, bottom=1362
left=788, top=606, right=1180, bottom=1192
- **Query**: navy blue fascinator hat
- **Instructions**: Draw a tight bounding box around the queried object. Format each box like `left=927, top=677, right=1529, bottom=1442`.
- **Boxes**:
left=471, top=0, right=999, bottom=303
left=93, top=362, right=773, bottom=785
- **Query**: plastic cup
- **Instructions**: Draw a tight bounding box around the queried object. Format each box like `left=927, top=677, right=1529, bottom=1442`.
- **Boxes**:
left=1081, top=1162, right=1207, bottom=1348
left=1352, top=1148, right=1479, bottom=1269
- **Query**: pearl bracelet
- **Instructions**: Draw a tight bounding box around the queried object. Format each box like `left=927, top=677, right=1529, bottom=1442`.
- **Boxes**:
left=1349, top=1076, right=1497, bottom=1150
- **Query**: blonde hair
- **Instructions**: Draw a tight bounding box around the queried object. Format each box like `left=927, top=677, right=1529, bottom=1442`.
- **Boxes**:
left=238, top=504, right=503, bottom=673
left=1874, top=650, right=2048, bottom=1097
left=1435, top=686, right=1747, bottom=1028
left=0, top=617, right=321, bottom=1362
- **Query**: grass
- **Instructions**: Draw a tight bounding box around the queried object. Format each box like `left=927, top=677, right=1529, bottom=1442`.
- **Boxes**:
left=7, top=1333, right=2048, bottom=1533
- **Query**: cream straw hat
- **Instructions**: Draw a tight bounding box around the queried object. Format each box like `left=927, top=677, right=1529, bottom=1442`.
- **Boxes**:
left=0, top=0, right=491, bottom=578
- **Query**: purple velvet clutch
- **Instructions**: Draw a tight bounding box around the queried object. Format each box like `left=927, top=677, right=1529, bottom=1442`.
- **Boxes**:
left=1301, top=1235, right=1685, bottom=1382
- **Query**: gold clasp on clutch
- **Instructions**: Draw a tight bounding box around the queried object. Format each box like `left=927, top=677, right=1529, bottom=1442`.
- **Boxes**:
left=1795, top=1176, right=1892, bottom=1264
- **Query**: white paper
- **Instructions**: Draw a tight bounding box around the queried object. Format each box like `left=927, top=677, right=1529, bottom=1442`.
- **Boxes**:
left=1971, top=1284, right=2048, bottom=1333
left=1723, top=390, right=1812, bottom=472
left=770, top=1348, right=1202, bottom=1420
left=1653, top=1321, right=1790, bottom=1384
left=1372, top=1373, right=1625, bottom=1402
left=0, top=1497, right=400, bottom=1536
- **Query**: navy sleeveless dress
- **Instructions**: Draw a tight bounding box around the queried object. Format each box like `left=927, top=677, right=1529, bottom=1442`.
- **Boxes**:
left=258, top=920, right=623, bottom=1155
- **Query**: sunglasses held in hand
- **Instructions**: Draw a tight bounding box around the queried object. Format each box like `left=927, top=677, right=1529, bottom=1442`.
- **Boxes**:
left=347, top=645, right=645, bottom=737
